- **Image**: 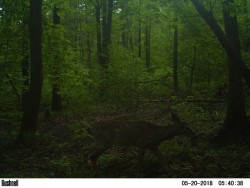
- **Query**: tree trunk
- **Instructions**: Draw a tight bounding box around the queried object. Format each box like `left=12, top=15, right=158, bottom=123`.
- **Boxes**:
left=101, top=0, right=113, bottom=68
left=223, top=0, right=247, bottom=129
left=21, top=48, right=29, bottom=111
left=95, top=0, right=102, bottom=65
left=85, top=14, right=92, bottom=67
left=74, top=1, right=84, bottom=64
left=100, top=0, right=108, bottom=68
left=18, top=0, right=43, bottom=143
left=189, top=44, right=197, bottom=92
left=51, top=5, right=62, bottom=112
left=130, top=36, right=134, bottom=51
left=207, top=62, right=211, bottom=87
left=145, top=22, right=151, bottom=73
left=21, top=15, right=29, bottom=111
left=96, top=0, right=113, bottom=68
left=243, top=0, right=250, bottom=52
left=190, top=0, right=250, bottom=88
left=106, top=0, right=113, bottom=46
left=138, top=0, right=142, bottom=58
left=79, top=21, right=84, bottom=64
left=191, top=0, right=249, bottom=138
left=87, top=36, right=92, bottom=68
left=173, top=26, right=179, bottom=94
left=122, top=18, right=128, bottom=48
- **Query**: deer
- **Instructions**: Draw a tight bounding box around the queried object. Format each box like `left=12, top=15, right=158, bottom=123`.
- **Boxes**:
left=82, top=113, right=196, bottom=168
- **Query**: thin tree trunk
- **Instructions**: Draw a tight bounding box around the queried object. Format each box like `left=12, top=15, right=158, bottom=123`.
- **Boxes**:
left=79, top=21, right=84, bottom=64
left=189, top=44, right=197, bottom=92
left=51, top=5, right=62, bottom=112
left=122, top=17, right=128, bottom=48
left=173, top=26, right=179, bottom=94
left=138, top=0, right=142, bottom=58
left=86, top=29, right=93, bottom=67
left=18, top=0, right=43, bottom=143
left=106, top=0, right=113, bottom=45
left=100, top=0, right=113, bottom=68
left=130, top=36, right=134, bottom=51
left=145, top=23, right=151, bottom=73
left=138, top=23, right=142, bottom=58
left=95, top=0, right=102, bottom=65
left=21, top=49, right=29, bottom=111
left=101, top=0, right=107, bottom=66
left=85, top=15, right=92, bottom=67
left=87, top=35, right=92, bottom=67
left=207, top=62, right=211, bottom=87
left=21, top=15, right=29, bottom=111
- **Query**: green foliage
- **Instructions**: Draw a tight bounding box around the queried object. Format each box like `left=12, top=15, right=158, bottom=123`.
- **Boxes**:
left=51, top=156, right=72, bottom=176
left=70, top=121, right=92, bottom=141
left=0, top=0, right=234, bottom=115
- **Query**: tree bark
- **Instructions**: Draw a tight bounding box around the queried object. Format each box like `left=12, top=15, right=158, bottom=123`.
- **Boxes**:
left=101, top=0, right=108, bottom=68
left=21, top=48, right=29, bottom=111
left=130, top=36, right=134, bottom=51
left=145, top=22, right=151, bottom=73
left=96, top=0, right=113, bottom=68
left=243, top=0, right=250, bottom=52
left=222, top=0, right=247, bottom=129
left=101, top=0, right=113, bottom=68
left=18, top=0, right=43, bottom=143
left=86, top=16, right=93, bottom=68
left=95, top=0, right=102, bottom=65
left=79, top=22, right=84, bottom=64
left=122, top=18, right=128, bottom=48
left=189, top=44, right=197, bottom=92
left=51, top=5, right=62, bottom=112
left=173, top=26, right=179, bottom=94
left=138, top=0, right=142, bottom=58
left=21, top=15, right=29, bottom=111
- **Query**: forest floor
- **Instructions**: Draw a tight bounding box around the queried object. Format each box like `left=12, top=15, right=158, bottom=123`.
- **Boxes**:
left=1, top=102, right=250, bottom=178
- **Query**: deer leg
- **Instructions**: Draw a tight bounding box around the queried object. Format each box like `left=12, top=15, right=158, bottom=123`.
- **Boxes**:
left=150, top=146, right=163, bottom=161
left=89, top=144, right=110, bottom=168
left=82, top=144, right=96, bottom=160
left=137, top=147, right=145, bottom=166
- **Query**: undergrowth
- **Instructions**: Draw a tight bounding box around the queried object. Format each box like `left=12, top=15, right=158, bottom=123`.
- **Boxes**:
left=0, top=103, right=250, bottom=178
